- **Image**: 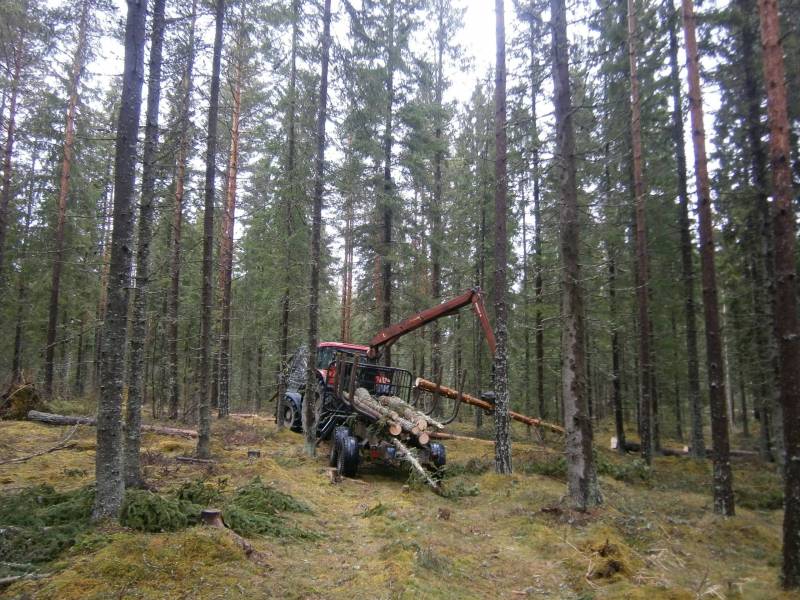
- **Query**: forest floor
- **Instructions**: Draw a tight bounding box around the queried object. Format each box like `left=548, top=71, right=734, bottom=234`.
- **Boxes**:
left=0, top=404, right=795, bottom=600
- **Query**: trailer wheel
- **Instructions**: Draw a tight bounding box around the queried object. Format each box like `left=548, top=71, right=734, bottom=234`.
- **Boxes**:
left=429, top=442, right=446, bottom=468
left=337, top=435, right=360, bottom=478
left=329, top=426, right=352, bottom=467
left=281, top=402, right=301, bottom=432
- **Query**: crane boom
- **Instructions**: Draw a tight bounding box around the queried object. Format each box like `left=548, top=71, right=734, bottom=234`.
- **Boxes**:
left=367, top=288, right=496, bottom=359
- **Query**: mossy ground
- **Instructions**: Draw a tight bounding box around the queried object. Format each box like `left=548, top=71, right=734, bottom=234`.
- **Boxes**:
left=0, top=412, right=796, bottom=599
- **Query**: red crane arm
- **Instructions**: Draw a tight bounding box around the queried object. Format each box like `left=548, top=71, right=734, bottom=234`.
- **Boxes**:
left=366, top=288, right=497, bottom=359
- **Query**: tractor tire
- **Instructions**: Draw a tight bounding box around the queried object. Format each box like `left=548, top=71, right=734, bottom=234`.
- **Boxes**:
left=336, top=435, right=360, bottom=478
left=329, top=426, right=352, bottom=467
left=280, top=402, right=301, bottom=432
left=429, top=442, right=447, bottom=468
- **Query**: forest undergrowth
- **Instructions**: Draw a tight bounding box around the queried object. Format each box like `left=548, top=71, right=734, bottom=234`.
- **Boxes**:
left=0, top=411, right=794, bottom=599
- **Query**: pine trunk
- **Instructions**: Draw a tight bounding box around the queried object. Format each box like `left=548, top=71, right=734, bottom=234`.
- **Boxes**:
left=303, top=0, right=332, bottom=457
left=381, top=0, right=397, bottom=367
left=0, top=49, right=21, bottom=286
left=552, top=0, right=601, bottom=509
left=667, top=1, right=704, bottom=457
left=756, top=0, right=800, bottom=586
left=94, top=0, right=147, bottom=520
left=197, top=0, right=225, bottom=459
left=45, top=0, right=90, bottom=397
left=125, top=0, right=165, bottom=488
left=167, top=0, right=197, bottom=421
left=682, top=0, right=735, bottom=515
left=217, top=18, right=243, bottom=419
left=492, top=0, right=512, bottom=474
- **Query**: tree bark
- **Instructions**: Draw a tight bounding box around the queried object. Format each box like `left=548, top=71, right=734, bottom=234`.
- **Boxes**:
left=125, top=0, right=166, bottom=489
left=303, top=0, right=332, bottom=457
left=381, top=0, right=397, bottom=367
left=0, top=44, right=21, bottom=287
left=276, top=0, right=301, bottom=429
left=94, top=0, right=147, bottom=521
left=756, top=0, right=800, bottom=586
left=217, top=12, right=244, bottom=419
left=682, top=0, right=735, bottom=515
left=197, top=0, right=225, bottom=459
left=492, top=0, right=512, bottom=474
left=45, top=0, right=90, bottom=397
left=167, top=0, right=198, bottom=421
left=552, top=0, right=601, bottom=509
left=667, top=0, right=704, bottom=458
left=626, top=0, right=653, bottom=464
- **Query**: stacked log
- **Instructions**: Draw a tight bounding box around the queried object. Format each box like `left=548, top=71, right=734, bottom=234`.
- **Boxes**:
left=414, top=377, right=566, bottom=435
left=376, top=395, right=430, bottom=431
left=346, top=388, right=430, bottom=445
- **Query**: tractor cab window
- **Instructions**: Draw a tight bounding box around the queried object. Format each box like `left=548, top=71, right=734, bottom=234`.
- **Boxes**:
left=315, top=347, right=335, bottom=370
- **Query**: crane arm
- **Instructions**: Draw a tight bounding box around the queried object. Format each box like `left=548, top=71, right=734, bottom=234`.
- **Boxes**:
left=366, top=288, right=497, bottom=359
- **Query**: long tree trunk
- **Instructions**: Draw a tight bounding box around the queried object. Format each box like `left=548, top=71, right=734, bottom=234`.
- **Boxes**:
left=12, top=153, right=38, bottom=381
left=381, top=0, right=397, bottom=367
left=217, top=16, right=243, bottom=419
left=45, top=0, right=90, bottom=397
left=125, top=0, right=166, bottom=489
left=167, top=0, right=197, bottom=421
left=492, top=0, right=512, bottom=474
left=0, top=47, right=22, bottom=286
left=430, top=1, right=445, bottom=385
left=667, top=0, right=704, bottom=458
left=682, top=0, right=735, bottom=516
left=552, top=0, right=601, bottom=510
left=197, top=0, right=225, bottom=459
left=756, top=0, right=800, bottom=586
left=610, top=251, right=626, bottom=454
left=303, top=0, right=332, bottom=457
left=276, top=0, right=301, bottom=429
left=94, top=0, right=147, bottom=521
left=627, top=0, right=653, bottom=464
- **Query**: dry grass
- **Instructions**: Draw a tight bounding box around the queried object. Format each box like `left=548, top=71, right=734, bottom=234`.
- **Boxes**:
left=0, top=414, right=796, bottom=599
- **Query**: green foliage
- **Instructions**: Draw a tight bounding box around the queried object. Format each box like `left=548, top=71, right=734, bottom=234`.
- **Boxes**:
left=735, top=487, right=784, bottom=511
left=175, top=479, right=226, bottom=507
left=0, top=484, right=94, bottom=564
left=222, top=504, right=318, bottom=540
left=230, top=476, right=311, bottom=515
left=120, top=489, right=200, bottom=533
left=360, top=502, right=387, bottom=518
left=520, top=456, right=568, bottom=479
left=442, top=457, right=492, bottom=478
left=439, top=479, right=480, bottom=499
left=595, top=455, right=652, bottom=483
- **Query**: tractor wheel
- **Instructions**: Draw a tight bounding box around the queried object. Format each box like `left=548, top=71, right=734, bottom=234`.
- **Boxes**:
left=429, top=442, right=446, bottom=468
left=336, top=435, right=360, bottom=478
left=281, top=402, right=301, bottom=432
left=329, top=426, right=352, bottom=467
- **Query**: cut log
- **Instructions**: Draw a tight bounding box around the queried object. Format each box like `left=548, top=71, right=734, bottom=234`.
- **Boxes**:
left=612, top=437, right=757, bottom=458
left=176, top=455, right=216, bottom=464
left=377, top=395, right=428, bottom=430
left=414, top=378, right=565, bottom=434
left=26, top=410, right=198, bottom=438
left=351, top=388, right=430, bottom=445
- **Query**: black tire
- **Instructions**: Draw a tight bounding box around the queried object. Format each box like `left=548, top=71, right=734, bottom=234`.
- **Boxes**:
left=337, top=435, right=360, bottom=478
left=429, top=442, right=446, bottom=468
left=329, top=426, right=352, bottom=467
left=281, top=402, right=301, bottom=432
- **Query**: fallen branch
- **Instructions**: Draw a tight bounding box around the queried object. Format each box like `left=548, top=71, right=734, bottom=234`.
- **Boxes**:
left=612, top=438, right=758, bottom=458
left=175, top=456, right=216, bottom=465
left=0, top=573, right=51, bottom=586
left=0, top=425, right=79, bottom=465
left=429, top=431, right=495, bottom=444
left=26, top=411, right=197, bottom=438
left=391, top=437, right=441, bottom=493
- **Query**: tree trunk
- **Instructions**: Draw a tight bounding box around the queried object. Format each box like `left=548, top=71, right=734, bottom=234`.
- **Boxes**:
left=682, top=0, right=735, bottom=516
left=0, top=47, right=21, bottom=286
left=756, top=0, right=800, bottom=586
left=197, top=0, right=225, bottom=459
left=125, top=0, right=165, bottom=489
left=492, top=0, right=512, bottom=474
left=626, top=0, right=653, bottom=464
left=609, top=252, right=626, bottom=453
left=94, top=0, right=147, bottom=521
left=430, top=2, right=445, bottom=386
left=276, top=0, right=301, bottom=429
left=667, top=0, right=704, bottom=457
left=551, top=0, right=601, bottom=509
left=167, top=0, right=197, bottom=421
left=45, top=0, right=90, bottom=397
left=303, top=0, right=332, bottom=457
left=381, top=0, right=397, bottom=367
left=217, top=14, right=244, bottom=419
